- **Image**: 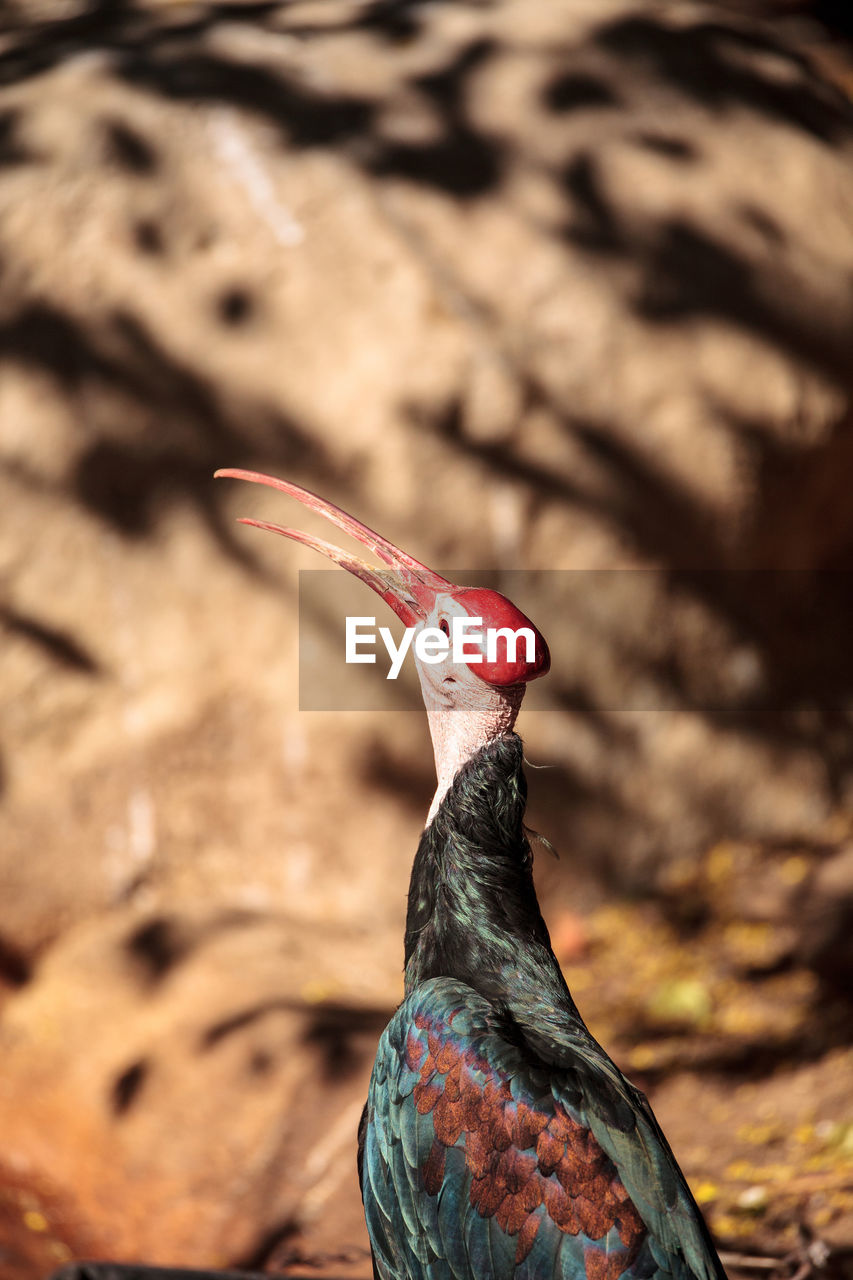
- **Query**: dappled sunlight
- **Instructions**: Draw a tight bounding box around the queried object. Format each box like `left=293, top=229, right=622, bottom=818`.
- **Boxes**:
left=0, top=2, right=852, bottom=1278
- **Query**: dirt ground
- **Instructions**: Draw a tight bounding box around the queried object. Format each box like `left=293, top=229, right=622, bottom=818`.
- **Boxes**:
left=0, top=2, right=852, bottom=1279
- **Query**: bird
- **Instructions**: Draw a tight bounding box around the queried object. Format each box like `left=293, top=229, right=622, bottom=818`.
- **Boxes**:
left=215, top=467, right=728, bottom=1280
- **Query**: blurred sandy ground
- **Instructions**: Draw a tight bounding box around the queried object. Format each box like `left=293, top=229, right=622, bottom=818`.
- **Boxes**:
left=0, top=1, right=852, bottom=1276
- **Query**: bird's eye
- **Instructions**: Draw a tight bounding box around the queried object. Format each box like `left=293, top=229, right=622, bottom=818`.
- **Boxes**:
left=439, top=619, right=450, bottom=636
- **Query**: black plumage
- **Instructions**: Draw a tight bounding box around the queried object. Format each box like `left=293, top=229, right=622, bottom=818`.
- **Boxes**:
left=359, top=735, right=727, bottom=1280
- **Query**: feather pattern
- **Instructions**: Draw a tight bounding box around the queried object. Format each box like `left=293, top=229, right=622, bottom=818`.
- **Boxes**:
left=360, top=735, right=727, bottom=1280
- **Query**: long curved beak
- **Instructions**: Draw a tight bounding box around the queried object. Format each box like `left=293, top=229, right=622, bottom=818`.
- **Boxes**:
left=215, top=469, right=450, bottom=626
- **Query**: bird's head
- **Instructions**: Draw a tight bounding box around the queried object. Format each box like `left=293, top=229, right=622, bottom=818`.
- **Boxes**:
left=216, top=469, right=549, bottom=819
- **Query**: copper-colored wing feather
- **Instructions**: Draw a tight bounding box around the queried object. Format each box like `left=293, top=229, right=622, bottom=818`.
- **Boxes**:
left=362, top=978, right=726, bottom=1280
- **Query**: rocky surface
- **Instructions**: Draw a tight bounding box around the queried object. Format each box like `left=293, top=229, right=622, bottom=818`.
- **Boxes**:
left=0, top=1, right=851, bottom=1277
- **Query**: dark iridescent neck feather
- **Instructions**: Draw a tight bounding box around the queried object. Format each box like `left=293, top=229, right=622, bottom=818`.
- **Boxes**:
left=404, top=735, right=579, bottom=1042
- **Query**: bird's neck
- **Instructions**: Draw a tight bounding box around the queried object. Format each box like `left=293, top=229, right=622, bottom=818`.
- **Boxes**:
left=404, top=736, right=576, bottom=1028
left=420, top=677, right=524, bottom=825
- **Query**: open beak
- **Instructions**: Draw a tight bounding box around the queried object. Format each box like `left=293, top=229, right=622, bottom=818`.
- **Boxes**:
left=214, top=468, right=450, bottom=627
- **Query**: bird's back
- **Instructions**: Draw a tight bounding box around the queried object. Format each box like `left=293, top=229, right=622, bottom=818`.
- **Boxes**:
left=359, top=738, right=727, bottom=1280
left=361, top=978, right=724, bottom=1280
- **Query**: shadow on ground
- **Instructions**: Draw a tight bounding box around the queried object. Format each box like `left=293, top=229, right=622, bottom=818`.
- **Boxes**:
left=1, top=5, right=852, bottom=1272
left=2, top=0, right=849, bottom=932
